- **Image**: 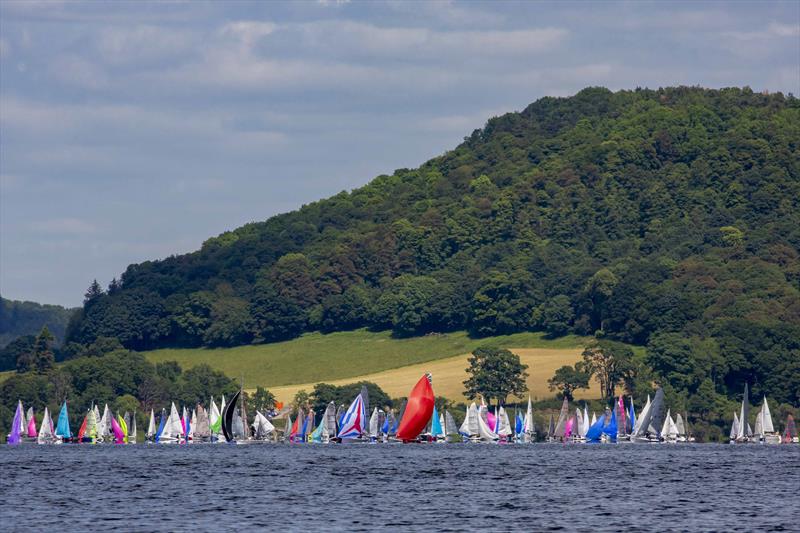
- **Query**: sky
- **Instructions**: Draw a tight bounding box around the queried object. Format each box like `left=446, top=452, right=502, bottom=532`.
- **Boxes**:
left=1, top=0, right=798, bottom=307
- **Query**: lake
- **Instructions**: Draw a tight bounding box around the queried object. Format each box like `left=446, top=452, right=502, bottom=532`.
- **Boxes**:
left=1, top=443, right=797, bottom=531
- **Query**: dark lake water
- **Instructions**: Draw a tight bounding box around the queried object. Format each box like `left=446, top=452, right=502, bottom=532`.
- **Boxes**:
left=1, top=443, right=798, bottom=531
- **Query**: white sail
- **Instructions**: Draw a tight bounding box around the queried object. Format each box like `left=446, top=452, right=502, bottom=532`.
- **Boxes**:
left=497, top=406, right=512, bottom=437
left=459, top=405, right=472, bottom=436
left=730, top=412, right=739, bottom=440
left=590, top=412, right=597, bottom=427
left=445, top=410, right=458, bottom=436
left=209, top=397, right=221, bottom=434
left=24, top=406, right=33, bottom=434
left=189, top=409, right=197, bottom=439
left=161, top=402, right=182, bottom=440
left=98, top=404, right=111, bottom=440
left=146, top=409, right=156, bottom=439
left=37, top=407, right=54, bottom=444
left=369, top=407, right=379, bottom=438
left=754, top=411, right=763, bottom=437
left=675, top=414, right=686, bottom=437
left=632, top=395, right=651, bottom=436
left=523, top=397, right=535, bottom=434
left=761, top=396, right=774, bottom=433
left=582, top=407, right=590, bottom=438
left=436, top=413, right=446, bottom=438
left=252, top=411, right=275, bottom=439
left=477, top=408, right=499, bottom=441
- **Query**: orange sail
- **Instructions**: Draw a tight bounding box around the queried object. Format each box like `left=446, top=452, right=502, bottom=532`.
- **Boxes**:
left=396, top=374, right=435, bottom=441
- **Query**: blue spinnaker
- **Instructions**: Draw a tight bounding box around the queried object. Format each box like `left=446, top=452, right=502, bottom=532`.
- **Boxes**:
left=430, top=405, right=443, bottom=436
left=585, top=413, right=607, bottom=441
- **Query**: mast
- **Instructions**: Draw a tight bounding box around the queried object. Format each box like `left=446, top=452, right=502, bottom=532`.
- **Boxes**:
left=240, top=375, right=249, bottom=440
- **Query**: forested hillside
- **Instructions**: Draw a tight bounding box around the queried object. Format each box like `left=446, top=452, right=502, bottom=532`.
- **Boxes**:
left=0, top=296, right=75, bottom=348
left=66, top=87, right=800, bottom=406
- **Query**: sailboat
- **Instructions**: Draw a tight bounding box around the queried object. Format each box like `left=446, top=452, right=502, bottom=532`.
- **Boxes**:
left=7, top=401, right=25, bottom=445
left=221, top=390, right=241, bottom=443
left=675, top=414, right=687, bottom=442
left=54, top=401, right=71, bottom=443
left=755, top=396, right=780, bottom=444
left=396, top=374, right=435, bottom=443
left=192, top=405, right=209, bottom=442
left=553, top=398, right=569, bottom=442
left=97, top=404, right=112, bottom=443
left=25, top=407, right=37, bottom=442
left=630, top=388, right=664, bottom=442
left=251, top=410, right=275, bottom=441
left=459, top=403, right=478, bottom=441
left=735, top=384, right=754, bottom=444
left=660, top=409, right=678, bottom=443
left=475, top=404, right=499, bottom=442
left=496, top=406, right=512, bottom=441
left=37, top=407, right=56, bottom=444
left=145, top=410, right=156, bottom=442
left=783, top=414, right=798, bottom=443
left=157, top=403, right=182, bottom=443
left=520, top=397, right=535, bottom=443
left=444, top=410, right=459, bottom=442
left=209, top=396, right=222, bottom=442
left=336, top=391, right=367, bottom=441
left=729, top=412, right=739, bottom=444
left=428, top=405, right=445, bottom=442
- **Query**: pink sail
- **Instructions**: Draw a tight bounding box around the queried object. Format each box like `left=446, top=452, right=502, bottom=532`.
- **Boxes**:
left=27, top=416, right=37, bottom=438
left=565, top=417, right=573, bottom=438
left=618, top=395, right=626, bottom=431
left=486, top=411, right=497, bottom=431
left=110, top=416, right=125, bottom=442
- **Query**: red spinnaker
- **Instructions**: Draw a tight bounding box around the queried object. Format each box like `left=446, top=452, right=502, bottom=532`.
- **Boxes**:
left=396, top=374, right=435, bottom=441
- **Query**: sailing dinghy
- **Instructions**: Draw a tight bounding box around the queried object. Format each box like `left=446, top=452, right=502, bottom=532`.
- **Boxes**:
left=396, top=374, right=435, bottom=443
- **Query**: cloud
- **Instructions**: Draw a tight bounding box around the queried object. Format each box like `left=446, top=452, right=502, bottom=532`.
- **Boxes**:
left=49, top=55, right=109, bottom=89
left=30, top=217, right=99, bottom=235
left=96, top=25, right=197, bottom=65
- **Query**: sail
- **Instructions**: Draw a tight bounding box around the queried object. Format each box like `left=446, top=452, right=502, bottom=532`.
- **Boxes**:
left=337, top=393, right=366, bottom=439
left=252, top=411, right=275, bottom=439
left=27, top=411, right=38, bottom=438
left=632, top=395, right=651, bottom=436
left=86, top=408, right=98, bottom=439
left=754, top=410, right=763, bottom=437
left=369, top=407, right=380, bottom=438
left=98, top=404, right=111, bottom=440
left=146, top=410, right=156, bottom=439
left=110, top=416, right=125, bottom=443
left=629, top=398, right=636, bottom=433
left=730, top=412, right=739, bottom=440
left=564, top=416, right=573, bottom=439
left=486, top=409, right=497, bottom=433
left=476, top=408, right=499, bottom=441
left=195, top=405, right=211, bottom=438
left=283, top=415, right=293, bottom=442
left=574, top=408, right=583, bottom=437
left=585, top=413, right=607, bottom=441
left=7, top=401, right=23, bottom=445
left=21, top=405, right=29, bottom=434
left=675, top=414, right=686, bottom=437
left=116, top=413, right=128, bottom=442
left=209, top=397, right=221, bottom=435
left=232, top=410, right=245, bottom=439
left=37, top=407, right=54, bottom=444
left=360, top=385, right=370, bottom=428
left=396, top=374, right=436, bottom=441
left=77, top=413, right=88, bottom=441
left=324, top=402, right=337, bottom=439
left=290, top=408, right=304, bottom=441
left=154, top=409, right=166, bottom=442
left=784, top=415, right=797, bottom=440
left=445, top=411, right=458, bottom=436
left=553, top=398, right=569, bottom=438
left=761, top=396, right=774, bottom=433
left=582, top=407, right=590, bottom=438
left=222, top=390, right=241, bottom=442
left=166, top=403, right=182, bottom=439
left=497, top=406, right=512, bottom=437
left=547, top=413, right=555, bottom=438
left=459, top=404, right=472, bottom=436
left=429, top=405, right=443, bottom=437
left=524, top=397, right=535, bottom=434
left=737, top=383, right=751, bottom=439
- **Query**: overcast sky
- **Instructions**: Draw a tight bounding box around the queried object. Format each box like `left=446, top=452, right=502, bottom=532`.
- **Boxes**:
left=1, top=0, right=798, bottom=307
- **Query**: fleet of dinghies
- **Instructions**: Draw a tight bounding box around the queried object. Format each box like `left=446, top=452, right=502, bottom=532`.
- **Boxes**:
left=6, top=376, right=799, bottom=445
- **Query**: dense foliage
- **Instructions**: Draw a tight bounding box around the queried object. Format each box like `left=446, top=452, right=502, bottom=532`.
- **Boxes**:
left=0, top=296, right=76, bottom=349
left=63, top=87, right=798, bottom=411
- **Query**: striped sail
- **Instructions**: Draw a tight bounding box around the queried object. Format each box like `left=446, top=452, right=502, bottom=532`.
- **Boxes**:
left=336, top=394, right=365, bottom=439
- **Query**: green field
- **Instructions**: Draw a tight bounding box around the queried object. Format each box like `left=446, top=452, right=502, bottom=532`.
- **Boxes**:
left=145, top=329, right=589, bottom=389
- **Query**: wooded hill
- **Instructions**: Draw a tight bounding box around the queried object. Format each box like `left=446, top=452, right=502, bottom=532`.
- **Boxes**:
left=65, top=87, right=800, bottom=406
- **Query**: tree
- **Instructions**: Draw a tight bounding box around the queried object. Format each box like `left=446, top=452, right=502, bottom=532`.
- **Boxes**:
left=536, top=295, right=575, bottom=336
left=463, top=346, right=529, bottom=406
left=31, top=326, right=55, bottom=373
left=0, top=335, right=35, bottom=372
left=548, top=363, right=590, bottom=400
left=250, top=387, right=276, bottom=413
left=293, top=389, right=310, bottom=410
left=583, top=268, right=618, bottom=332
left=84, top=279, right=105, bottom=305
left=581, top=340, right=635, bottom=400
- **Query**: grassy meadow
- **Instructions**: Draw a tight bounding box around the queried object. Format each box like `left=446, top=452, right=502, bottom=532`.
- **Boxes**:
left=145, top=329, right=593, bottom=402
